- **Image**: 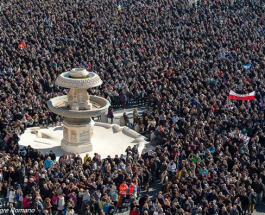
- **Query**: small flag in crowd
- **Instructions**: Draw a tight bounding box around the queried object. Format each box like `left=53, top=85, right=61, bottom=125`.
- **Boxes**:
left=227, top=56, right=233, bottom=60
left=239, top=134, right=250, bottom=144
left=242, top=64, right=251, bottom=71
left=115, top=2, right=122, bottom=10
left=15, top=67, right=21, bottom=76
left=18, top=42, right=26, bottom=49
left=228, top=90, right=255, bottom=101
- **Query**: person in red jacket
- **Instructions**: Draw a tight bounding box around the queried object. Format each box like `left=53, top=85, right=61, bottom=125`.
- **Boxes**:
left=119, top=181, right=128, bottom=198
left=23, top=194, right=31, bottom=209
left=129, top=207, right=140, bottom=215
left=118, top=180, right=128, bottom=208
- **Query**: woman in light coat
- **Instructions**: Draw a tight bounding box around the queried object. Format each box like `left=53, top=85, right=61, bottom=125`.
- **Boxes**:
left=57, top=194, right=65, bottom=214
left=8, top=188, right=16, bottom=205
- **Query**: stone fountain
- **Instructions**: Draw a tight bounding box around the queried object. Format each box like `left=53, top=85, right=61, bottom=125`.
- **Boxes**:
left=47, top=68, right=110, bottom=153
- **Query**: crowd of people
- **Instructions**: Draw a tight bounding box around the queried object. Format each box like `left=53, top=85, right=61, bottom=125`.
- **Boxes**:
left=0, top=0, right=265, bottom=215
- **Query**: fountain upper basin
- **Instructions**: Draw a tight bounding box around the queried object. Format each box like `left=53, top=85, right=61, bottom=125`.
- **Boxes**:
left=56, top=69, right=103, bottom=89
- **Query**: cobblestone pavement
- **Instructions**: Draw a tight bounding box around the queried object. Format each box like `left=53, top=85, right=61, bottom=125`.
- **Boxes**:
left=253, top=204, right=265, bottom=214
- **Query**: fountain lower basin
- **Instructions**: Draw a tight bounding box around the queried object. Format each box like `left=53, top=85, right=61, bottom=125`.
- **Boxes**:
left=47, top=95, right=109, bottom=118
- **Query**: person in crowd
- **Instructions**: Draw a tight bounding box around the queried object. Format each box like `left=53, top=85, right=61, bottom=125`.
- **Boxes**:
left=33, top=196, right=44, bottom=215
left=44, top=157, right=54, bottom=169
left=248, top=189, right=257, bottom=214
left=49, top=150, right=56, bottom=162
left=7, top=203, right=15, bottom=215
left=123, top=112, right=131, bottom=127
left=253, top=178, right=265, bottom=205
left=107, top=108, right=114, bottom=124
left=83, top=204, right=92, bottom=215
left=8, top=187, right=15, bottom=206
left=43, top=198, right=53, bottom=215
left=66, top=206, right=75, bottom=215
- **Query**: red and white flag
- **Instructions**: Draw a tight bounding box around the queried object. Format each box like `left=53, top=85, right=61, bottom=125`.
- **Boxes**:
left=228, top=90, right=255, bottom=100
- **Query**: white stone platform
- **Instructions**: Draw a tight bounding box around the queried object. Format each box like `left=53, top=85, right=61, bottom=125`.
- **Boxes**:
left=19, top=122, right=154, bottom=160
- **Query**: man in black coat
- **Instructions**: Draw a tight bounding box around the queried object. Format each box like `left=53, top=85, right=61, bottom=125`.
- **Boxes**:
left=1, top=181, right=8, bottom=208
left=139, top=195, right=149, bottom=208
left=16, top=166, right=24, bottom=184
left=40, top=184, right=50, bottom=200
left=89, top=197, right=99, bottom=214
left=257, top=151, right=265, bottom=163
left=24, top=178, right=37, bottom=195
left=49, top=150, right=56, bottom=161
left=240, top=192, right=249, bottom=215
left=149, top=158, right=157, bottom=183
left=253, top=179, right=265, bottom=205
left=2, top=167, right=9, bottom=182
left=117, top=170, right=125, bottom=186
left=208, top=189, right=218, bottom=202
left=142, top=167, right=151, bottom=192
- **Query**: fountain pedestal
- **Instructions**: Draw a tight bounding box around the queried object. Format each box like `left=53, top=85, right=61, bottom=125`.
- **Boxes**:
left=61, top=118, right=95, bottom=153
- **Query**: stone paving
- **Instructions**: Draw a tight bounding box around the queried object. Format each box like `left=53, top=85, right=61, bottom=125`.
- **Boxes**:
left=253, top=204, right=265, bottom=215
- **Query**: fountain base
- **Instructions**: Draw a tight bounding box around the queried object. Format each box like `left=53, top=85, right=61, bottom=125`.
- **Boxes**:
left=61, top=118, right=94, bottom=153
left=61, top=139, right=93, bottom=154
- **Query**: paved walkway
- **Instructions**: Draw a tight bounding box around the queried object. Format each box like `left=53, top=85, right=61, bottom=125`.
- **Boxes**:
left=254, top=204, right=265, bottom=214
